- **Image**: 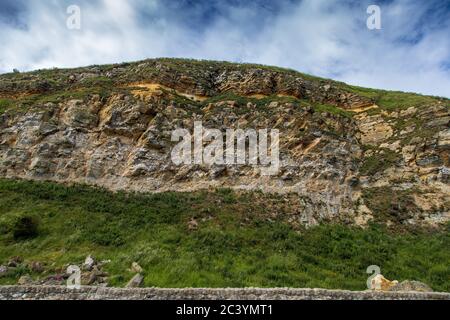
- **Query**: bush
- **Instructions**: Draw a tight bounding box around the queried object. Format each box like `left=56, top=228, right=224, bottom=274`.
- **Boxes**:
left=360, top=149, right=400, bottom=176
left=13, top=216, right=39, bottom=240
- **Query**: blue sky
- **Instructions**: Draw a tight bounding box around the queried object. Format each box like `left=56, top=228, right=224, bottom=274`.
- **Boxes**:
left=0, top=0, right=449, bottom=97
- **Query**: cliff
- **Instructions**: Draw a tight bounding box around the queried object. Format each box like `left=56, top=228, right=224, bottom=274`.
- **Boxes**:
left=0, top=58, right=449, bottom=228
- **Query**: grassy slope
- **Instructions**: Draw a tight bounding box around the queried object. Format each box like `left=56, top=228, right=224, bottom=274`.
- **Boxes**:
left=0, top=59, right=448, bottom=291
left=0, top=179, right=448, bottom=291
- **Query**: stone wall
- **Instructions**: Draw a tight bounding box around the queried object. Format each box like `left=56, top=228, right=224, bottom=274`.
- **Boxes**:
left=0, top=286, right=449, bottom=300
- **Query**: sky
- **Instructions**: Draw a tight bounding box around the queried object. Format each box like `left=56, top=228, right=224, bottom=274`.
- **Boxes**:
left=0, top=0, right=449, bottom=97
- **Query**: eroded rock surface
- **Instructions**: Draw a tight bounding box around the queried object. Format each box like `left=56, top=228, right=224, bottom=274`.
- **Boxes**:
left=0, top=59, right=448, bottom=228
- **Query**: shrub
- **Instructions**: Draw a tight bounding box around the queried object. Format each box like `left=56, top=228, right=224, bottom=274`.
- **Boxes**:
left=360, top=149, right=400, bottom=176
left=13, top=216, right=39, bottom=240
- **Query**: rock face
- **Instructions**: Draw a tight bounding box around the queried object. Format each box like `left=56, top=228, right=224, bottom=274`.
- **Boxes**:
left=0, top=58, right=449, bottom=228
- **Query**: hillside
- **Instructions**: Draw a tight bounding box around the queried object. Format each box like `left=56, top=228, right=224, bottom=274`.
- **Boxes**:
left=0, top=58, right=448, bottom=290
left=0, top=178, right=448, bottom=291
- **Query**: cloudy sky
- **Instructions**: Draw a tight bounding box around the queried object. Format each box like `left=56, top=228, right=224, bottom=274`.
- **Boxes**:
left=0, top=0, right=449, bottom=97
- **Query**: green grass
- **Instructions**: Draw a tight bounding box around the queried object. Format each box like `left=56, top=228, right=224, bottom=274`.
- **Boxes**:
left=20, top=87, right=113, bottom=106
left=312, top=102, right=354, bottom=118
left=360, top=149, right=401, bottom=176
left=202, top=92, right=257, bottom=107
left=376, top=92, right=443, bottom=110
left=344, top=84, right=447, bottom=111
left=0, top=178, right=448, bottom=291
left=0, top=98, right=14, bottom=115
left=0, top=86, right=121, bottom=116
left=79, top=76, right=114, bottom=88
left=199, top=93, right=352, bottom=118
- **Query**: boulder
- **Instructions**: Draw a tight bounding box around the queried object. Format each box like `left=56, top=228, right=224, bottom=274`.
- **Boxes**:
left=82, top=271, right=98, bottom=286
left=83, top=255, right=96, bottom=271
left=369, top=274, right=398, bottom=291
left=131, top=262, right=143, bottom=273
left=389, top=280, right=433, bottom=292
left=0, top=265, right=8, bottom=276
left=126, top=274, right=144, bottom=288
left=18, top=274, right=33, bottom=285
left=81, top=263, right=109, bottom=285
left=188, top=218, right=198, bottom=231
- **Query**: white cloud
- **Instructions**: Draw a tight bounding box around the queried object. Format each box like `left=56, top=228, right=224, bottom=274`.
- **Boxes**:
left=0, top=0, right=449, bottom=97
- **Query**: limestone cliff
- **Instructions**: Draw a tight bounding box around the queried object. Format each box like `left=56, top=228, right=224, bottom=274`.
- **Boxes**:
left=0, top=58, right=448, bottom=227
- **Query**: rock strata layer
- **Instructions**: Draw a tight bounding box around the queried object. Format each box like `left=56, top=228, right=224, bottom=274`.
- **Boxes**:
left=0, top=59, right=448, bottom=228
